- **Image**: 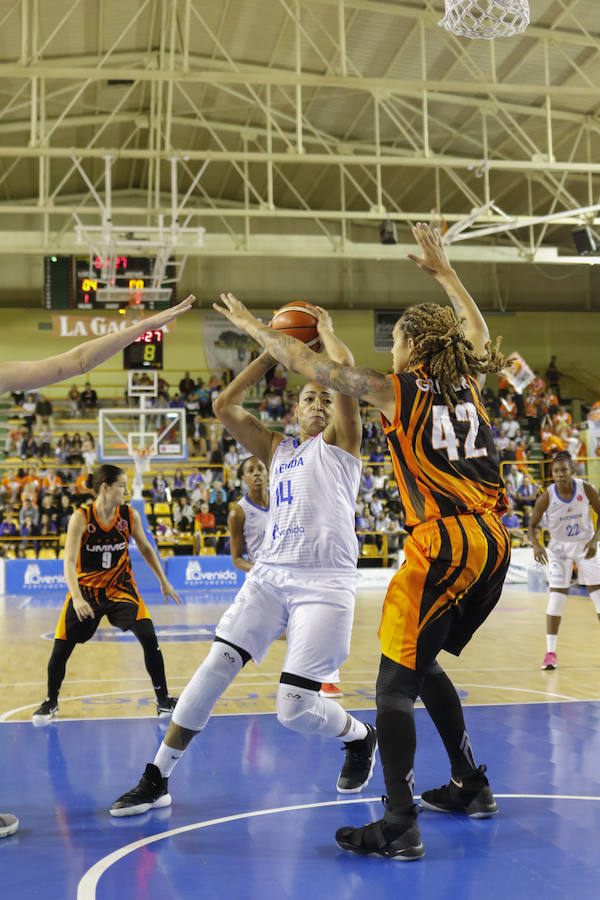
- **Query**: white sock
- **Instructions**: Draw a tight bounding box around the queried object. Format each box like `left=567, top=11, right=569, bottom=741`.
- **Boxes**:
left=546, top=634, right=558, bottom=653
left=154, top=742, right=184, bottom=778
left=341, top=715, right=368, bottom=743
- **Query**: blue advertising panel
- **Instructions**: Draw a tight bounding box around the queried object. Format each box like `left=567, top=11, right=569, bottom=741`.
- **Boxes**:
left=165, top=556, right=245, bottom=591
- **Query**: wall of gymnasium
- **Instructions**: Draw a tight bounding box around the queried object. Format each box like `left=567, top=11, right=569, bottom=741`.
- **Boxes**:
left=0, top=303, right=597, bottom=402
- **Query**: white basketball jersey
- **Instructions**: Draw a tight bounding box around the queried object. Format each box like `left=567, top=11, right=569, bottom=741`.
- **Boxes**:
left=546, top=479, right=593, bottom=546
left=238, top=495, right=269, bottom=562
left=256, top=433, right=361, bottom=570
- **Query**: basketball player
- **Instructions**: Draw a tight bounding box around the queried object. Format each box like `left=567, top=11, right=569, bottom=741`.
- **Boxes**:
left=228, top=456, right=269, bottom=572
left=528, top=450, right=600, bottom=670
left=0, top=295, right=194, bottom=836
left=110, top=308, right=377, bottom=817
left=230, top=454, right=343, bottom=698
left=213, top=223, right=510, bottom=860
left=32, top=464, right=182, bottom=723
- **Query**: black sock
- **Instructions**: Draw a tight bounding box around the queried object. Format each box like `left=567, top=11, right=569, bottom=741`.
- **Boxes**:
left=131, top=620, right=168, bottom=698
left=420, top=664, right=476, bottom=777
left=47, top=639, right=76, bottom=703
left=375, top=702, right=417, bottom=816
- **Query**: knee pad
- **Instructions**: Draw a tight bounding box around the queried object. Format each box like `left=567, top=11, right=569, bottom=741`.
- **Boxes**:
left=546, top=591, right=567, bottom=617
left=173, top=641, right=244, bottom=732
left=276, top=683, right=330, bottom=735
left=589, top=590, right=600, bottom=614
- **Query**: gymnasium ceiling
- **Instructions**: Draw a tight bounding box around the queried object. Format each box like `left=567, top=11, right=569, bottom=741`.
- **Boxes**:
left=1, top=0, right=600, bottom=270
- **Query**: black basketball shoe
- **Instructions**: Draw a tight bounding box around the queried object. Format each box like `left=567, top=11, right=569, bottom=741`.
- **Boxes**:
left=336, top=723, right=378, bottom=793
left=32, top=699, right=58, bottom=725
left=420, top=764, right=499, bottom=818
left=336, top=799, right=424, bottom=861
left=156, top=695, right=178, bottom=717
left=109, top=763, right=172, bottom=817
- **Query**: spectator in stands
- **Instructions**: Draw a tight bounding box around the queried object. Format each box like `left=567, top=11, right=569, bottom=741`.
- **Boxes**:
left=524, top=390, right=539, bottom=435
left=195, top=501, right=216, bottom=549
left=172, top=496, right=194, bottom=533
left=38, top=512, right=58, bottom=549
left=67, top=385, right=80, bottom=416
left=179, top=371, right=196, bottom=396
left=541, top=390, right=559, bottom=418
left=38, top=419, right=53, bottom=459
left=190, top=479, right=209, bottom=505
left=79, top=382, right=98, bottom=415
left=58, top=494, right=74, bottom=531
left=371, top=466, right=387, bottom=493
left=19, top=430, right=38, bottom=460
left=157, top=375, right=170, bottom=402
left=152, top=472, right=170, bottom=503
left=355, top=504, right=375, bottom=547
left=223, top=445, right=240, bottom=470
left=20, top=498, right=39, bottom=530
left=169, top=392, right=184, bottom=409
left=35, top=394, right=54, bottom=431
left=22, top=466, right=42, bottom=499
left=500, top=392, right=517, bottom=420
left=171, top=469, right=187, bottom=500
left=209, top=480, right=227, bottom=505
left=20, top=393, right=37, bottom=429
left=360, top=466, right=375, bottom=501
left=187, top=467, right=204, bottom=493
left=74, top=466, right=93, bottom=500
left=553, top=405, right=572, bottom=429
left=265, top=388, right=284, bottom=420
left=0, top=517, right=17, bottom=537
left=207, top=440, right=223, bottom=466
left=55, top=434, right=69, bottom=465
left=369, top=443, right=386, bottom=463
left=545, top=355, right=561, bottom=397
left=501, top=504, right=521, bottom=531
left=40, top=492, right=59, bottom=524
left=188, top=415, right=207, bottom=457
left=1, top=470, right=22, bottom=504
left=184, top=391, right=200, bottom=431
left=66, top=433, right=84, bottom=466
left=80, top=433, right=95, bottom=468
left=515, top=473, right=537, bottom=526
left=530, top=371, right=546, bottom=399
left=194, top=380, right=211, bottom=418
left=481, top=385, right=499, bottom=417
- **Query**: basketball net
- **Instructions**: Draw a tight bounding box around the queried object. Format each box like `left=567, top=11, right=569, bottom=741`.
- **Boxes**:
left=438, top=0, right=530, bottom=39
left=131, top=448, right=153, bottom=501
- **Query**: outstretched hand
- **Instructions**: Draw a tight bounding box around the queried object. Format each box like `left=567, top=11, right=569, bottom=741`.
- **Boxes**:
left=213, top=292, right=262, bottom=334
left=144, top=295, right=196, bottom=329
left=161, top=579, right=184, bottom=605
left=408, top=223, right=453, bottom=279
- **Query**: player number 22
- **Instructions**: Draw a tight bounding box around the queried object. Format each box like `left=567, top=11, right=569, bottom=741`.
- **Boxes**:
left=432, top=403, right=487, bottom=461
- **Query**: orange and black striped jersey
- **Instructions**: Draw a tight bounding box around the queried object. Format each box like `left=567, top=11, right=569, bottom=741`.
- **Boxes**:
left=75, top=503, right=134, bottom=590
left=381, top=368, right=507, bottom=528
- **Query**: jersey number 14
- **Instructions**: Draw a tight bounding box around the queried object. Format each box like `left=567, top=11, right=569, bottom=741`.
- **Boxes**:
left=275, top=480, right=293, bottom=506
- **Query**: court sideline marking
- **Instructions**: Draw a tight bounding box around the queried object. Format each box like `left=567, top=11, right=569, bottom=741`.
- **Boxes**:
left=77, top=793, right=600, bottom=900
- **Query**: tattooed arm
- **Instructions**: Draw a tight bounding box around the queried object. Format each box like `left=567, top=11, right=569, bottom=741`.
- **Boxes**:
left=213, top=294, right=397, bottom=422
left=212, top=351, right=284, bottom=467
left=408, top=222, right=490, bottom=356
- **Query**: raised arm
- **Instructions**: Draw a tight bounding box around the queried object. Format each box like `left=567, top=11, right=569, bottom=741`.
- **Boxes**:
left=0, top=295, right=195, bottom=395
left=408, top=223, right=490, bottom=358
left=213, top=294, right=397, bottom=422
left=312, top=306, right=362, bottom=457
left=212, top=351, right=284, bottom=468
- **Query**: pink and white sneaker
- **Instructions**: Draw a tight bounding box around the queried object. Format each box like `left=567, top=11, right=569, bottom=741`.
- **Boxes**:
left=541, top=651, right=557, bottom=670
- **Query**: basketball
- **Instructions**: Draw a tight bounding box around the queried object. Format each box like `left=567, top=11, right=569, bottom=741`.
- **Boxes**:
left=270, top=301, right=321, bottom=350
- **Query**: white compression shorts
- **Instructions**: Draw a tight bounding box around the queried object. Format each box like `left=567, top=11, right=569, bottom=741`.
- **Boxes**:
left=215, top=562, right=357, bottom=682
left=548, top=540, right=600, bottom=588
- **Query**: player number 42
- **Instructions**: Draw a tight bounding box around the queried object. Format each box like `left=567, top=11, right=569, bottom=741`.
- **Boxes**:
left=432, top=402, right=488, bottom=461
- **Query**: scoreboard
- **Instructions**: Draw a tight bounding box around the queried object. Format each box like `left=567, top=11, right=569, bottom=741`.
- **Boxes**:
left=44, top=255, right=174, bottom=309
left=123, top=329, right=164, bottom=370
left=77, top=256, right=155, bottom=308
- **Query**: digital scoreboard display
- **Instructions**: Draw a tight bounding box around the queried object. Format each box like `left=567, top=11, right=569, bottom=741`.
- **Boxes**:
left=77, top=256, right=152, bottom=308
left=123, top=329, right=164, bottom=370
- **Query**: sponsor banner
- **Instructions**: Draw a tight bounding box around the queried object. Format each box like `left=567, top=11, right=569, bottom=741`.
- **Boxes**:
left=5, top=559, right=67, bottom=594
left=165, top=555, right=245, bottom=591
left=202, top=311, right=261, bottom=375
left=374, top=310, right=402, bottom=352
left=51, top=313, right=176, bottom=339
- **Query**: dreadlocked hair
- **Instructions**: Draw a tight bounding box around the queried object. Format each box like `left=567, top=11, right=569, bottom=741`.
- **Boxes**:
left=398, top=304, right=504, bottom=411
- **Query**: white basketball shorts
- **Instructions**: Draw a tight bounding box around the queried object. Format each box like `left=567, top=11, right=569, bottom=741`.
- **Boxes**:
left=547, top=540, right=600, bottom=588
left=215, top=562, right=357, bottom=682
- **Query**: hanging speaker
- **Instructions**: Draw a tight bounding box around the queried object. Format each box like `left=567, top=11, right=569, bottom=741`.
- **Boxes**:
left=571, top=226, right=596, bottom=256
